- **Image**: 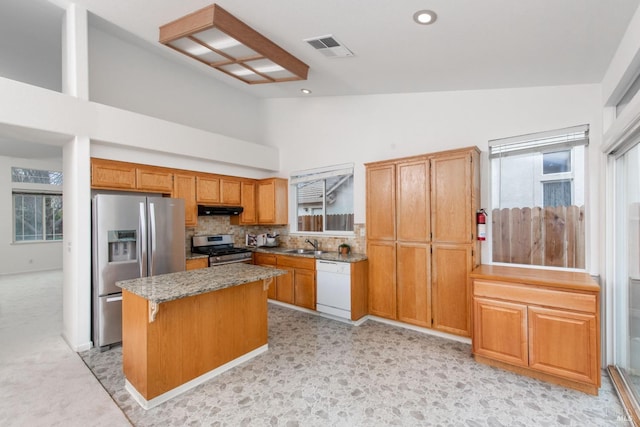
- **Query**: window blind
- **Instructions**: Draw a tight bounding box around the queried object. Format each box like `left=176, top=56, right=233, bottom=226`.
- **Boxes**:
left=290, top=163, right=354, bottom=184
left=489, top=124, right=589, bottom=159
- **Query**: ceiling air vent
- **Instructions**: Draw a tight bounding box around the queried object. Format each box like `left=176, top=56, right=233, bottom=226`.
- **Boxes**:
left=304, top=34, right=354, bottom=58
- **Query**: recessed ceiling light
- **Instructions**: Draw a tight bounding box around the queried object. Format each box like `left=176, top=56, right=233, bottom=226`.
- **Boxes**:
left=413, top=10, right=437, bottom=25
left=301, top=88, right=312, bottom=94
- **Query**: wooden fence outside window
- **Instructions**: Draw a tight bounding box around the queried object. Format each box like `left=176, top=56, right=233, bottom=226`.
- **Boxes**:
left=492, top=205, right=585, bottom=268
left=298, top=214, right=354, bottom=232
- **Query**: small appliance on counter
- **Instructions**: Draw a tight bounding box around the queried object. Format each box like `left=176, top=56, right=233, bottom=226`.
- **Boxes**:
left=246, top=233, right=279, bottom=247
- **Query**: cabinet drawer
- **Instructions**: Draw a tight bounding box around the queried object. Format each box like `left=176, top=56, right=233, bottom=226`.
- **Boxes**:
left=254, top=253, right=277, bottom=266
left=474, top=280, right=596, bottom=314
left=277, top=255, right=316, bottom=270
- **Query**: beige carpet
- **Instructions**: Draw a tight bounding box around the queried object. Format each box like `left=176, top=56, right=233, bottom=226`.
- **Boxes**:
left=0, top=270, right=130, bottom=426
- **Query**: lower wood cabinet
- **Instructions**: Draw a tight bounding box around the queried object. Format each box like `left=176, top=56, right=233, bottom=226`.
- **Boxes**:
left=254, top=253, right=315, bottom=309
left=186, top=257, right=209, bottom=271
left=432, top=243, right=472, bottom=336
left=470, top=265, right=601, bottom=395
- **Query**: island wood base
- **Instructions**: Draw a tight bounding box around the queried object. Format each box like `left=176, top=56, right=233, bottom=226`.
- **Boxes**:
left=122, top=280, right=268, bottom=407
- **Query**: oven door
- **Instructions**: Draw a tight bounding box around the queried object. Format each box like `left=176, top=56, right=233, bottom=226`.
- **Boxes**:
left=209, top=258, right=252, bottom=267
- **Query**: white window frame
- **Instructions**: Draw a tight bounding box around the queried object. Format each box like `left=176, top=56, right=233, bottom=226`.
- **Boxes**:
left=11, top=167, right=63, bottom=244
left=488, top=124, right=589, bottom=270
left=289, top=163, right=355, bottom=236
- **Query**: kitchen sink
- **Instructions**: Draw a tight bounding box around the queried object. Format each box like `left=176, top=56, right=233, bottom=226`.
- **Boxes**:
left=284, top=248, right=327, bottom=255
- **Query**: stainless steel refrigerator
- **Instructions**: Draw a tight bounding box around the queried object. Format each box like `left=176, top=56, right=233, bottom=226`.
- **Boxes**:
left=92, top=194, right=185, bottom=350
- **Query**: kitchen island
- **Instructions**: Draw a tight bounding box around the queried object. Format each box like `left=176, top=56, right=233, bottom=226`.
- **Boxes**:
left=116, top=263, right=286, bottom=409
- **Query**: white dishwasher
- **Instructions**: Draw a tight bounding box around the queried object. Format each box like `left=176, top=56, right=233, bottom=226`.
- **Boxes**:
left=316, top=259, right=351, bottom=319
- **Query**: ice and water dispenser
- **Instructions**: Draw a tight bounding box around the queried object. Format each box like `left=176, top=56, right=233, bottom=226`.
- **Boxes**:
left=107, top=230, right=137, bottom=262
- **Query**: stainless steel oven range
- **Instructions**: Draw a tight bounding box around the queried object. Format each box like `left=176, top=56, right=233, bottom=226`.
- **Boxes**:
left=191, top=234, right=252, bottom=266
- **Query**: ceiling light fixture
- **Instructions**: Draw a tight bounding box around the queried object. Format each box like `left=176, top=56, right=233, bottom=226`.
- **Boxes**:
left=413, top=10, right=438, bottom=25
left=300, top=88, right=312, bottom=94
left=159, top=4, right=309, bottom=84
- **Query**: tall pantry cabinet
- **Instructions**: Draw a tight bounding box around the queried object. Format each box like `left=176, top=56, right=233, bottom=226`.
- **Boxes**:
left=365, top=146, right=480, bottom=337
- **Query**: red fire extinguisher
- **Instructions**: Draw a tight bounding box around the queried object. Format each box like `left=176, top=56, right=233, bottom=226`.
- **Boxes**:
left=476, top=209, right=487, bottom=241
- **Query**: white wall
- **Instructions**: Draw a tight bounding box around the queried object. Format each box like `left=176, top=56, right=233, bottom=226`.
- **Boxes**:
left=0, top=155, right=63, bottom=274
left=88, top=22, right=263, bottom=144
left=263, top=84, right=603, bottom=273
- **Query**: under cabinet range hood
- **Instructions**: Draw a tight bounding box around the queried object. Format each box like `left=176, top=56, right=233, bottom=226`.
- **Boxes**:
left=197, top=205, right=244, bottom=216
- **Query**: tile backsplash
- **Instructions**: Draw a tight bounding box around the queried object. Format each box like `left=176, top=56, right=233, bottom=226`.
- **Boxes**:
left=186, top=216, right=365, bottom=255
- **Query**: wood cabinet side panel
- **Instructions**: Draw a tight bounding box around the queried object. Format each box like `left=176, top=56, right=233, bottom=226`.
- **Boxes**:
left=351, top=260, right=369, bottom=321
left=122, top=290, right=149, bottom=397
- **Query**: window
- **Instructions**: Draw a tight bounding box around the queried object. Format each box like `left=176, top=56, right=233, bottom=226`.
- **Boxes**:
left=490, top=125, right=588, bottom=268
left=290, top=164, right=354, bottom=233
left=11, top=167, right=63, bottom=242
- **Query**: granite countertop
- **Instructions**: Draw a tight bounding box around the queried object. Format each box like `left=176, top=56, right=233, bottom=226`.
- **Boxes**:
left=250, top=246, right=368, bottom=263
left=116, top=263, right=287, bottom=304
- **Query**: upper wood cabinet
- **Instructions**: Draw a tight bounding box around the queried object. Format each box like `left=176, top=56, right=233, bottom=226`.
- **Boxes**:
left=397, top=159, right=430, bottom=242
left=196, top=176, right=220, bottom=204
left=366, top=164, right=396, bottom=241
left=220, top=178, right=242, bottom=205
left=431, top=150, right=478, bottom=243
left=257, top=178, right=288, bottom=225
left=365, top=146, right=480, bottom=337
left=172, top=173, right=197, bottom=227
left=135, top=167, right=173, bottom=193
left=91, top=158, right=137, bottom=190
left=231, top=181, right=257, bottom=226
left=196, top=175, right=242, bottom=206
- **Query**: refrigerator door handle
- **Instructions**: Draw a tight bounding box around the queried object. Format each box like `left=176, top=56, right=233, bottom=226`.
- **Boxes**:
left=149, top=201, right=157, bottom=275
left=139, top=202, right=147, bottom=278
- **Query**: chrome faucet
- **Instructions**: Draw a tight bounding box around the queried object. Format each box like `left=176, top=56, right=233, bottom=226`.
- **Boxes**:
left=305, top=239, right=319, bottom=250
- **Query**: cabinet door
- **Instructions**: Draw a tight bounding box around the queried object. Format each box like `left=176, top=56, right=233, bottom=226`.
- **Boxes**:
left=397, top=160, right=430, bottom=242
left=431, top=152, right=472, bottom=243
left=473, top=297, right=528, bottom=366
left=396, top=243, right=430, bottom=327
left=91, top=159, right=136, bottom=190
left=294, top=268, right=316, bottom=310
left=136, top=167, right=173, bottom=192
left=257, top=178, right=288, bottom=225
left=173, top=174, right=197, bottom=227
left=220, top=178, right=242, bottom=205
left=528, top=306, right=599, bottom=385
left=366, top=163, right=396, bottom=240
left=276, top=266, right=295, bottom=304
left=367, top=240, right=397, bottom=319
left=231, top=181, right=257, bottom=225
left=432, top=243, right=472, bottom=336
left=254, top=253, right=277, bottom=299
left=196, top=176, right=220, bottom=204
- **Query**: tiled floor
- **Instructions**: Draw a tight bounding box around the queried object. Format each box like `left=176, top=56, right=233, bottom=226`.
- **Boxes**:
left=82, top=305, right=627, bottom=426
